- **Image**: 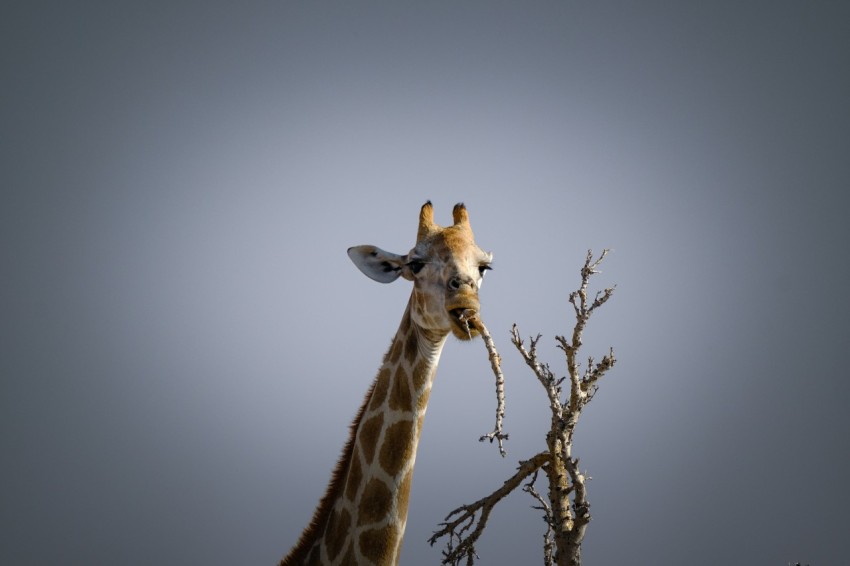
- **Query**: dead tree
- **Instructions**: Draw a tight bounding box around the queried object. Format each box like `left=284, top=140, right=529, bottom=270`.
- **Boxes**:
left=430, top=249, right=617, bottom=566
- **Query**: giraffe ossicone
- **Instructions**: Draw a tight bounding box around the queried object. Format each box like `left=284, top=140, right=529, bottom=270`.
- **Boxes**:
left=280, top=201, right=493, bottom=566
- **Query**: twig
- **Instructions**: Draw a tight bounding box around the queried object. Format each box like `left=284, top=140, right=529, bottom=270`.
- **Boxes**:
left=459, top=310, right=509, bottom=457
left=523, top=468, right=555, bottom=566
left=428, top=452, right=550, bottom=565
left=511, top=326, right=564, bottom=421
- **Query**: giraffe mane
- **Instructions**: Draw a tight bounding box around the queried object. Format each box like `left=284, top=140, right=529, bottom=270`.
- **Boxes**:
left=279, top=360, right=383, bottom=565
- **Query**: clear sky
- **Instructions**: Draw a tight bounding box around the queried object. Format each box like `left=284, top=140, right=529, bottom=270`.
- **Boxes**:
left=2, top=2, right=849, bottom=565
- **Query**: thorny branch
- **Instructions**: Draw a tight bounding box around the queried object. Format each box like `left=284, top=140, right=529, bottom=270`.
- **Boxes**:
left=427, top=452, right=550, bottom=566
left=459, top=311, right=509, bottom=457
left=432, top=250, right=617, bottom=566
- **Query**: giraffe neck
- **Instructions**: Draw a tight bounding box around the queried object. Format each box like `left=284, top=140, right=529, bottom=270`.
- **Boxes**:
left=282, top=301, right=448, bottom=566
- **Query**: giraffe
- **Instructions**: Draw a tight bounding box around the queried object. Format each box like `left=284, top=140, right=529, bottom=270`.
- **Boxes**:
left=280, top=201, right=493, bottom=566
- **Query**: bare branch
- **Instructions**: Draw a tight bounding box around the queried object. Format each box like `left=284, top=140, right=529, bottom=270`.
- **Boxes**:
left=583, top=347, right=616, bottom=397
left=523, top=468, right=555, bottom=566
left=588, top=285, right=616, bottom=314
left=511, top=325, right=563, bottom=417
left=510, top=327, right=547, bottom=380
left=429, top=452, right=550, bottom=565
left=458, top=311, right=509, bottom=457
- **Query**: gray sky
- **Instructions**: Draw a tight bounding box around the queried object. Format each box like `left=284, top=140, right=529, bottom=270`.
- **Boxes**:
left=2, top=2, right=849, bottom=565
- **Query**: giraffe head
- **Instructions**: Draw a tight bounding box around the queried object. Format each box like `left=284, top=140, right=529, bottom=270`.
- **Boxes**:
left=348, top=201, right=492, bottom=340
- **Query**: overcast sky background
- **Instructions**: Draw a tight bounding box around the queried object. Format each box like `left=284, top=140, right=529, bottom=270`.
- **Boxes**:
left=2, top=2, right=849, bottom=565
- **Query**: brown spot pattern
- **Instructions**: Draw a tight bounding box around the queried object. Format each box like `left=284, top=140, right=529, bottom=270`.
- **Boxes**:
left=379, top=420, right=415, bottom=477
left=412, top=359, right=430, bottom=392
left=325, top=507, right=351, bottom=561
left=369, top=368, right=390, bottom=411
left=416, top=387, right=431, bottom=413
left=340, top=542, right=357, bottom=566
left=359, top=414, right=383, bottom=465
left=304, top=544, right=322, bottom=566
left=359, top=523, right=399, bottom=564
left=357, top=478, right=392, bottom=526
left=389, top=339, right=402, bottom=364
left=404, top=327, right=418, bottom=363
left=389, top=367, right=412, bottom=412
left=399, top=308, right=411, bottom=335
left=345, top=447, right=362, bottom=502
left=396, top=469, right=414, bottom=524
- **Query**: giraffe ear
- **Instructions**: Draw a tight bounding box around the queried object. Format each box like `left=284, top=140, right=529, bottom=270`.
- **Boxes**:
left=347, top=245, right=405, bottom=283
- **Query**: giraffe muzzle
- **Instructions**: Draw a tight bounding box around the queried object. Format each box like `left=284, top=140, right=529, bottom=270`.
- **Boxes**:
left=448, top=306, right=481, bottom=339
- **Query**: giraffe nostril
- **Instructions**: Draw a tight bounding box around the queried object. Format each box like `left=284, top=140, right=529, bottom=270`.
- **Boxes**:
left=449, top=274, right=473, bottom=291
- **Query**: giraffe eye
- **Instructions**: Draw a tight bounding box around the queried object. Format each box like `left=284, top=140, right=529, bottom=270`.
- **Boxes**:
left=478, top=264, right=492, bottom=277
left=407, top=260, right=426, bottom=274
